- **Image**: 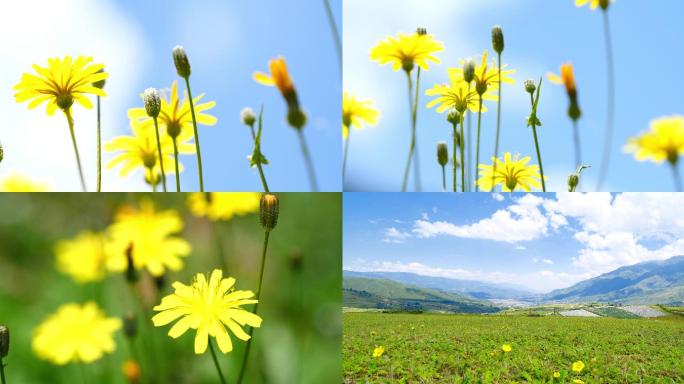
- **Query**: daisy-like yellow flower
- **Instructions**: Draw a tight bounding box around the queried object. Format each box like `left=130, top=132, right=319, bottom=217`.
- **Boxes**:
left=624, top=116, right=684, bottom=165
left=501, top=344, right=512, bottom=353
left=548, top=63, right=578, bottom=97
left=572, top=360, right=585, bottom=373
left=105, top=200, right=191, bottom=276
left=253, top=56, right=296, bottom=100
left=187, top=192, right=260, bottom=221
left=152, top=269, right=262, bottom=354
left=426, top=79, right=489, bottom=114
left=128, top=81, right=217, bottom=142
left=449, top=50, right=515, bottom=91
left=573, top=380, right=585, bottom=384
left=372, top=346, right=385, bottom=358
left=342, top=92, right=380, bottom=139
left=0, top=173, right=50, bottom=192
left=105, top=120, right=194, bottom=186
left=554, top=371, right=561, bottom=379
left=575, top=0, right=613, bottom=11
left=370, top=31, right=443, bottom=72
left=55, top=231, right=108, bottom=283
left=14, top=55, right=107, bottom=115
left=32, top=302, right=121, bottom=365
left=477, top=152, right=543, bottom=192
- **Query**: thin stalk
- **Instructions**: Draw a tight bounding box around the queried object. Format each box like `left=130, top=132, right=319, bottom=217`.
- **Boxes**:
left=153, top=118, right=167, bottom=192
left=412, top=67, right=422, bottom=192
left=467, top=110, right=472, bottom=191
left=78, top=362, right=88, bottom=384
left=184, top=77, right=205, bottom=192
left=491, top=54, right=503, bottom=188
left=343, top=127, right=350, bottom=183
left=296, top=130, right=318, bottom=191
left=475, top=97, right=484, bottom=192
left=64, top=109, right=86, bottom=191
left=597, top=10, right=615, bottom=191
left=208, top=340, right=227, bottom=384
left=452, top=120, right=457, bottom=192
left=0, top=357, right=6, bottom=384
left=97, top=96, right=102, bottom=192
left=249, top=123, right=270, bottom=193
left=572, top=120, right=582, bottom=168
left=401, top=70, right=416, bottom=192
left=529, top=93, right=546, bottom=192
left=459, top=116, right=465, bottom=193
left=172, top=138, right=181, bottom=192
left=671, top=162, right=682, bottom=192
left=212, top=220, right=227, bottom=271
left=322, top=0, right=341, bottom=72
left=237, top=230, right=270, bottom=384
left=441, top=165, right=446, bottom=192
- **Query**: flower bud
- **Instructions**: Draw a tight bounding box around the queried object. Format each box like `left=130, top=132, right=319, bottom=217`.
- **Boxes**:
left=0, top=142, right=4, bottom=164
left=125, top=243, right=138, bottom=283
left=463, top=59, right=476, bottom=84
left=524, top=79, right=536, bottom=94
left=287, top=107, right=307, bottom=130
left=416, top=27, right=427, bottom=36
left=491, top=25, right=505, bottom=54
left=568, top=173, right=579, bottom=192
left=568, top=103, right=581, bottom=122
left=123, top=314, right=137, bottom=339
left=93, top=68, right=106, bottom=90
left=289, top=248, right=303, bottom=272
left=599, top=0, right=610, bottom=10
left=437, top=142, right=449, bottom=167
left=143, top=88, right=161, bottom=118
left=172, top=46, right=191, bottom=78
left=447, top=109, right=461, bottom=124
left=241, top=107, right=256, bottom=126
left=122, top=359, right=141, bottom=384
left=259, top=194, right=279, bottom=231
left=0, top=325, right=9, bottom=358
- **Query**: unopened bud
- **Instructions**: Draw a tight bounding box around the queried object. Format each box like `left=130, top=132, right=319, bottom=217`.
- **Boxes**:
left=143, top=88, right=161, bottom=118
left=241, top=108, right=256, bottom=126
left=93, top=68, right=106, bottom=90
left=524, top=79, right=536, bottom=94
left=463, top=59, right=476, bottom=83
left=123, top=314, right=137, bottom=339
left=437, top=142, right=449, bottom=167
left=447, top=109, right=461, bottom=124
left=172, top=46, right=191, bottom=78
left=568, top=174, right=579, bottom=192
left=259, top=194, right=279, bottom=231
left=122, top=359, right=141, bottom=384
left=416, top=27, right=427, bottom=36
left=125, top=243, right=138, bottom=283
left=492, top=25, right=505, bottom=54
left=599, top=0, right=610, bottom=10
left=0, top=325, right=9, bottom=358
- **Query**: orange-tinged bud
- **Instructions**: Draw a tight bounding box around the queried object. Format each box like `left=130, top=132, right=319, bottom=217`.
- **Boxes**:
left=560, top=63, right=577, bottom=95
left=122, top=359, right=141, bottom=384
left=269, top=57, right=295, bottom=98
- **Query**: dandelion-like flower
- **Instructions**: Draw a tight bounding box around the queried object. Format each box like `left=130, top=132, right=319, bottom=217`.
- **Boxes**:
left=342, top=92, right=380, bottom=139
left=624, top=116, right=684, bottom=165
left=372, top=346, right=385, bottom=358
left=575, top=0, right=613, bottom=11
left=477, top=152, right=543, bottom=192
left=32, top=302, right=121, bottom=365
left=448, top=50, right=515, bottom=92
left=501, top=344, right=512, bottom=353
left=14, top=56, right=107, bottom=115
left=105, top=200, right=191, bottom=276
left=55, top=231, right=108, bottom=283
left=554, top=371, right=561, bottom=379
left=425, top=80, right=485, bottom=114
left=152, top=269, right=263, bottom=354
left=548, top=63, right=578, bottom=98
left=187, top=192, right=260, bottom=221
left=0, top=173, right=50, bottom=192
left=370, top=31, right=443, bottom=72
left=572, top=360, right=585, bottom=373
left=254, top=56, right=296, bottom=101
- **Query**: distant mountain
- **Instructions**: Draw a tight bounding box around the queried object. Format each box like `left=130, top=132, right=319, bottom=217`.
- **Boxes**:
left=545, top=256, right=684, bottom=304
left=343, top=270, right=535, bottom=300
left=343, top=276, right=499, bottom=313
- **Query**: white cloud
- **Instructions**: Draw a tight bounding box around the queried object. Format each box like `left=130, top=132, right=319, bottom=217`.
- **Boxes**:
left=492, top=193, right=505, bottom=202
left=421, top=212, right=430, bottom=220
left=516, top=245, right=527, bottom=250
left=383, top=227, right=412, bottom=243
left=541, top=259, right=553, bottom=265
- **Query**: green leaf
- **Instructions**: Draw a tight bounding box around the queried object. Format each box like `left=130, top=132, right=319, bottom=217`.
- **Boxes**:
left=250, top=105, right=269, bottom=167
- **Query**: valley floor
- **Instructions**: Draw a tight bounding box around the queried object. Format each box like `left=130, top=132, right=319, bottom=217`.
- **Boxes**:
left=343, top=312, right=684, bottom=383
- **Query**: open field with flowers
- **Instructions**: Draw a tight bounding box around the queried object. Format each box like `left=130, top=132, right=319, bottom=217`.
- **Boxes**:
left=343, top=312, right=684, bottom=383
left=0, top=193, right=340, bottom=383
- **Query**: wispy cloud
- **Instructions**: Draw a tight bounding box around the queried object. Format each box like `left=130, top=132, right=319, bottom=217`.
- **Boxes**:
left=383, top=227, right=412, bottom=243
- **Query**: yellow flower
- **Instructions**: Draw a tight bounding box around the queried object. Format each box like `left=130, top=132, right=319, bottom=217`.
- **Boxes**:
left=370, top=31, right=443, bottom=72
left=187, top=192, right=260, bottom=221
left=32, top=302, right=121, bottom=365
left=449, top=50, right=515, bottom=90
left=372, top=346, right=385, bottom=358
left=152, top=269, right=262, bottom=354
left=624, top=116, right=684, bottom=165
left=572, top=360, right=585, bottom=373
left=105, top=120, right=194, bottom=184
left=253, top=56, right=296, bottom=98
left=477, top=152, right=543, bottom=192
left=342, top=92, right=380, bottom=139
left=14, top=55, right=107, bottom=115
left=426, top=79, right=488, bottom=114
left=553, top=371, right=561, bottom=379
left=575, top=0, right=613, bottom=11
left=0, top=173, right=50, bottom=192
left=55, top=231, right=108, bottom=283
left=573, top=380, right=585, bottom=384
left=502, top=344, right=512, bottom=353
left=128, top=81, right=217, bottom=142
left=548, top=63, right=578, bottom=96
left=105, top=200, right=191, bottom=276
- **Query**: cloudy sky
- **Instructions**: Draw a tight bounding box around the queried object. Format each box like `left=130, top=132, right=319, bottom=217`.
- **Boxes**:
left=0, top=0, right=340, bottom=191
left=343, top=0, right=684, bottom=192
left=344, top=192, right=684, bottom=292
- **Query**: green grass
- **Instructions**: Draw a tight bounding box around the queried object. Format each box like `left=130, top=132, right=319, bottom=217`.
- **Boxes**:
left=343, top=312, right=684, bottom=383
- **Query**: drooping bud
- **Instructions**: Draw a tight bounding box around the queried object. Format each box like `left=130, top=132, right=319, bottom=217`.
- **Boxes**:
left=524, top=79, right=536, bottom=94
left=0, top=325, right=9, bottom=358
left=241, top=107, right=256, bottom=126
left=143, top=88, right=161, bottom=118
left=123, top=313, right=137, bottom=339
left=437, top=142, right=449, bottom=167
left=172, top=46, right=192, bottom=78
left=491, top=25, right=505, bottom=54
left=259, top=194, right=279, bottom=231
left=92, top=68, right=106, bottom=90
left=463, top=59, right=476, bottom=84
left=287, top=107, right=307, bottom=130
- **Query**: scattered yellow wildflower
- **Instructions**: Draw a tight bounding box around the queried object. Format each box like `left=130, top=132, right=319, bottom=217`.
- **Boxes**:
left=0, top=173, right=50, bottom=192
left=105, top=200, right=191, bottom=276
left=187, top=192, right=261, bottom=221
left=548, top=63, right=578, bottom=96
left=342, top=92, right=380, bottom=139
left=449, top=50, right=515, bottom=91
left=575, top=0, right=613, bottom=11
left=14, top=55, right=107, bottom=115
left=55, top=231, right=108, bottom=283
left=624, top=116, right=684, bottom=165
left=426, top=79, right=488, bottom=114
left=553, top=371, right=561, bottom=379
left=572, top=360, right=585, bottom=373
left=152, top=269, right=262, bottom=354
left=502, top=344, right=512, bottom=353
left=370, top=31, right=443, bottom=72
left=32, top=302, right=121, bottom=365
left=477, top=152, right=543, bottom=192
left=372, top=346, right=385, bottom=358
left=573, top=380, right=585, bottom=384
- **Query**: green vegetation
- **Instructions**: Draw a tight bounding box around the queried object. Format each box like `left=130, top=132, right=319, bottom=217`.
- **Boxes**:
left=344, top=312, right=684, bottom=383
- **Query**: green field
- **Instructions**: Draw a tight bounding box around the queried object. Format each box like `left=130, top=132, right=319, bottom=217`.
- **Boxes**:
left=343, top=312, right=684, bottom=383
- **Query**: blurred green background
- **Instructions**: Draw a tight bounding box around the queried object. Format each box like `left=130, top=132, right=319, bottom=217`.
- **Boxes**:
left=0, top=193, right=341, bottom=384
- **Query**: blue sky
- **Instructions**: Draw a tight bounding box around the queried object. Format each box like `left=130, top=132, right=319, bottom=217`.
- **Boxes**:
left=0, top=0, right=340, bottom=191
left=343, top=192, right=684, bottom=292
left=343, top=0, right=684, bottom=192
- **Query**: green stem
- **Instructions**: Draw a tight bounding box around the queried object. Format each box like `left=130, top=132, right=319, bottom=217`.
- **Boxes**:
left=249, top=124, right=270, bottom=193
left=153, top=118, right=167, bottom=192
left=322, top=0, right=341, bottom=72
left=237, top=230, right=270, bottom=384
left=343, top=126, right=350, bottom=183
left=671, top=162, right=682, bottom=192
left=492, top=54, right=503, bottom=189
left=97, top=96, right=101, bottom=192
left=172, top=138, right=181, bottom=192
left=0, top=357, right=6, bottom=384
left=208, top=339, right=227, bottom=384
left=212, top=220, right=227, bottom=271
left=64, top=109, right=86, bottom=192
left=572, top=119, right=582, bottom=168
left=401, top=70, right=416, bottom=192
left=529, top=94, right=546, bottom=192
left=467, top=109, right=472, bottom=191
left=184, top=77, right=205, bottom=192
left=475, top=97, right=483, bottom=192
left=460, top=116, right=465, bottom=193
left=296, top=130, right=318, bottom=191
left=412, top=67, right=422, bottom=192
left=441, top=165, right=446, bottom=192
left=452, top=120, right=457, bottom=192
left=597, top=9, right=615, bottom=191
